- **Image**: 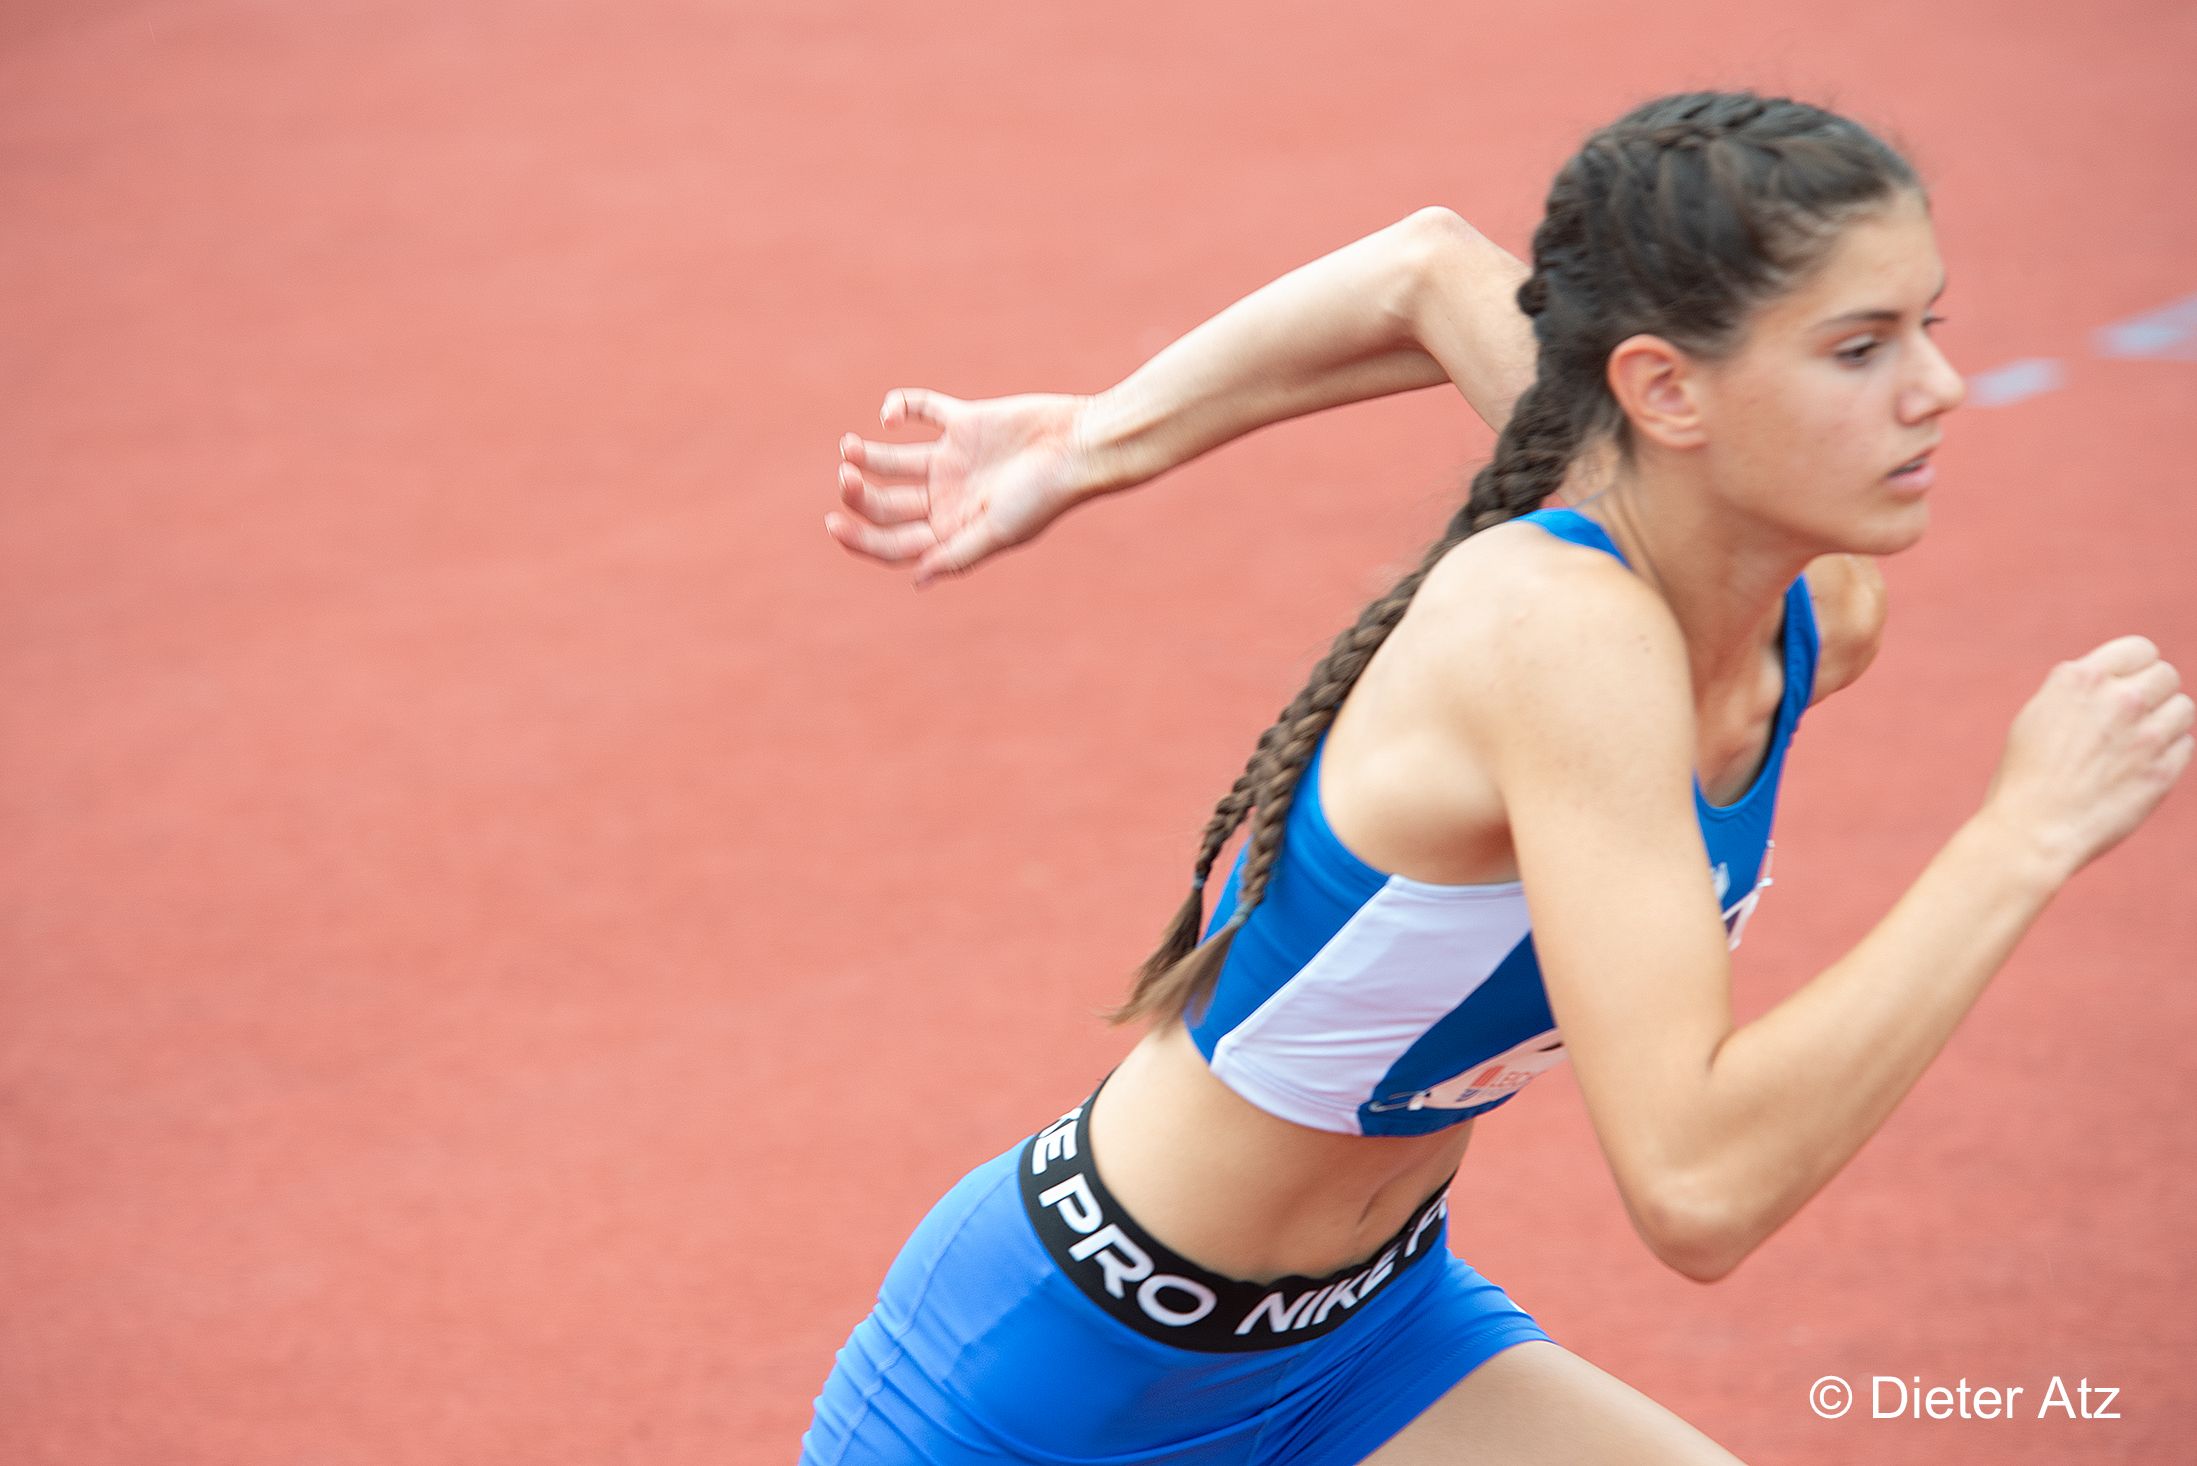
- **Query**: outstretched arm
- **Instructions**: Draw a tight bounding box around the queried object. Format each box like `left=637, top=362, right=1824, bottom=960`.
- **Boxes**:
left=828, top=208, right=1536, bottom=585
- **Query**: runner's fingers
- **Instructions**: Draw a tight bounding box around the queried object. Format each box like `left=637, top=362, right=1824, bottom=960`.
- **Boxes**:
left=823, top=510, right=939, bottom=565
left=837, top=463, right=930, bottom=525
left=2142, top=692, right=2195, bottom=748
left=2123, top=656, right=2183, bottom=710
left=839, top=433, right=933, bottom=480
left=2164, top=733, right=2195, bottom=784
left=881, top=387, right=960, bottom=430
left=2079, top=634, right=2160, bottom=677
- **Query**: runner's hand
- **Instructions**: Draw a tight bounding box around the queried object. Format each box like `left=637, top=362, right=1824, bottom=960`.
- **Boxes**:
left=827, top=389, right=1100, bottom=588
left=1983, top=636, right=2194, bottom=880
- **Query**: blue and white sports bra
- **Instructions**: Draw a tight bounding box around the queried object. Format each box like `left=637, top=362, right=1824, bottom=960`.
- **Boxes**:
left=1185, top=505, right=1821, bottom=1138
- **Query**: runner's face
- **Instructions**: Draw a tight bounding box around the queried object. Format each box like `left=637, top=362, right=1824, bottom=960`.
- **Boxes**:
left=1696, top=191, right=1965, bottom=554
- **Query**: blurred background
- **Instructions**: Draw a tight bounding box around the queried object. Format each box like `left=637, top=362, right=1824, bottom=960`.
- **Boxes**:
left=3, top=1, right=2192, bottom=1461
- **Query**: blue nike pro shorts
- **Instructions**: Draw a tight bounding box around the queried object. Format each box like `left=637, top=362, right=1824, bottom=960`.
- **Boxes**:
left=800, top=1089, right=1553, bottom=1463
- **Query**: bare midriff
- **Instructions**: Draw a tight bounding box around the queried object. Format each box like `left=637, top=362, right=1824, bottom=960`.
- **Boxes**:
left=1086, top=1018, right=1477, bottom=1285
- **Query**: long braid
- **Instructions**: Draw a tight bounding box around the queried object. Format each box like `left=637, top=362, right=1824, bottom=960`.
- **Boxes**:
left=1107, top=370, right=1584, bottom=1025
left=1110, top=88, right=1921, bottom=1028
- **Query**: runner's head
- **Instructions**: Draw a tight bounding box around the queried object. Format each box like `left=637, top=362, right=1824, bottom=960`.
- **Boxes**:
left=1527, top=92, right=1959, bottom=552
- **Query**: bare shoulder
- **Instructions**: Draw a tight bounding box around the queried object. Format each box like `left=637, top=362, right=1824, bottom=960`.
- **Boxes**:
left=1801, top=553, right=1889, bottom=707
left=1322, top=516, right=1691, bottom=887
left=1409, top=518, right=1691, bottom=703
left=1394, top=518, right=1699, bottom=779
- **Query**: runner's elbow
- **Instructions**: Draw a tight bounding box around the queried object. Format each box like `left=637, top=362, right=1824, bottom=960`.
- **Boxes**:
left=1633, top=1172, right=1756, bottom=1284
left=1392, top=208, right=1487, bottom=316
left=1398, top=208, right=1498, bottom=279
left=1398, top=205, right=1477, bottom=246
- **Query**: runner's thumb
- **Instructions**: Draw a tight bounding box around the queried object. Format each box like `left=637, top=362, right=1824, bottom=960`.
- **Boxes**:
left=912, top=525, right=994, bottom=589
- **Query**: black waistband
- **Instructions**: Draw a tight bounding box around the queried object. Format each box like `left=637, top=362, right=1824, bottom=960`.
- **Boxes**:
left=1016, top=1086, right=1453, bottom=1353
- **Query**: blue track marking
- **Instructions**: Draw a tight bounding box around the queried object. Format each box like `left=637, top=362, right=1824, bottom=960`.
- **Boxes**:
left=1966, top=357, right=2066, bottom=408
left=2095, top=291, right=2197, bottom=361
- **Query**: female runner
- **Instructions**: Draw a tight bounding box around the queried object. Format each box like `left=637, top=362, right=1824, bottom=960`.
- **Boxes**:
left=806, top=90, right=2191, bottom=1463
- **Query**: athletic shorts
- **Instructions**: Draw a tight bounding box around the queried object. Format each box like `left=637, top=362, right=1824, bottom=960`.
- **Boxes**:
left=799, top=1089, right=1553, bottom=1464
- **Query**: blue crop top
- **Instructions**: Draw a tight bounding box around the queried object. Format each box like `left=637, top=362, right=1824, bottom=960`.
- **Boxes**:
left=1185, top=506, right=1820, bottom=1137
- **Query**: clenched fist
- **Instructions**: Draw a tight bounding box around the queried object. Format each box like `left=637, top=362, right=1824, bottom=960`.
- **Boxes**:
left=1983, top=635, right=2193, bottom=882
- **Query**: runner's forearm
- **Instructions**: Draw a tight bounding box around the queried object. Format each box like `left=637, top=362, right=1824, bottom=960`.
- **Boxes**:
left=1073, top=208, right=1527, bottom=500
left=1672, top=810, right=2067, bottom=1275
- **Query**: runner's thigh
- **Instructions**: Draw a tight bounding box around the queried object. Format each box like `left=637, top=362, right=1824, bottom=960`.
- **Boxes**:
left=1362, top=1340, right=1745, bottom=1465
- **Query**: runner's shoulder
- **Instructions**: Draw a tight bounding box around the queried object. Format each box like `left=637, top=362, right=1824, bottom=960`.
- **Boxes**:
left=1399, top=515, right=1693, bottom=748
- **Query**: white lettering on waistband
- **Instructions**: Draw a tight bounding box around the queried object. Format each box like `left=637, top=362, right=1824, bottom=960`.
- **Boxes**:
left=1038, top=1172, right=1102, bottom=1234
left=1040, top=1167, right=1216, bottom=1327
left=1232, top=1237, right=1411, bottom=1336
left=1030, top=1106, right=1083, bottom=1173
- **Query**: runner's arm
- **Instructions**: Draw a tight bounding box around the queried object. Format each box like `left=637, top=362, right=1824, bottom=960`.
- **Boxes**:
left=1465, top=564, right=2180, bottom=1283
left=1076, top=207, right=1536, bottom=490
left=829, top=210, right=1539, bottom=582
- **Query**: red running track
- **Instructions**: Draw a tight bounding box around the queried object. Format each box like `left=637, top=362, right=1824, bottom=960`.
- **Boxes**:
left=2, top=1, right=2193, bottom=1461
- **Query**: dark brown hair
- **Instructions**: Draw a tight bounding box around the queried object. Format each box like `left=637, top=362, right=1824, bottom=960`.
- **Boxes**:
left=1110, top=90, right=1921, bottom=1026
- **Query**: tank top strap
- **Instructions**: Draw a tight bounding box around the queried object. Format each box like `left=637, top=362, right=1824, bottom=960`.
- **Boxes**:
left=1779, top=572, right=1822, bottom=718
left=1514, top=505, right=1630, bottom=567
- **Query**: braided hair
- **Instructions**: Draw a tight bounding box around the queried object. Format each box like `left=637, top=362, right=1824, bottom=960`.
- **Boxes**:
left=1110, top=90, right=1921, bottom=1026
